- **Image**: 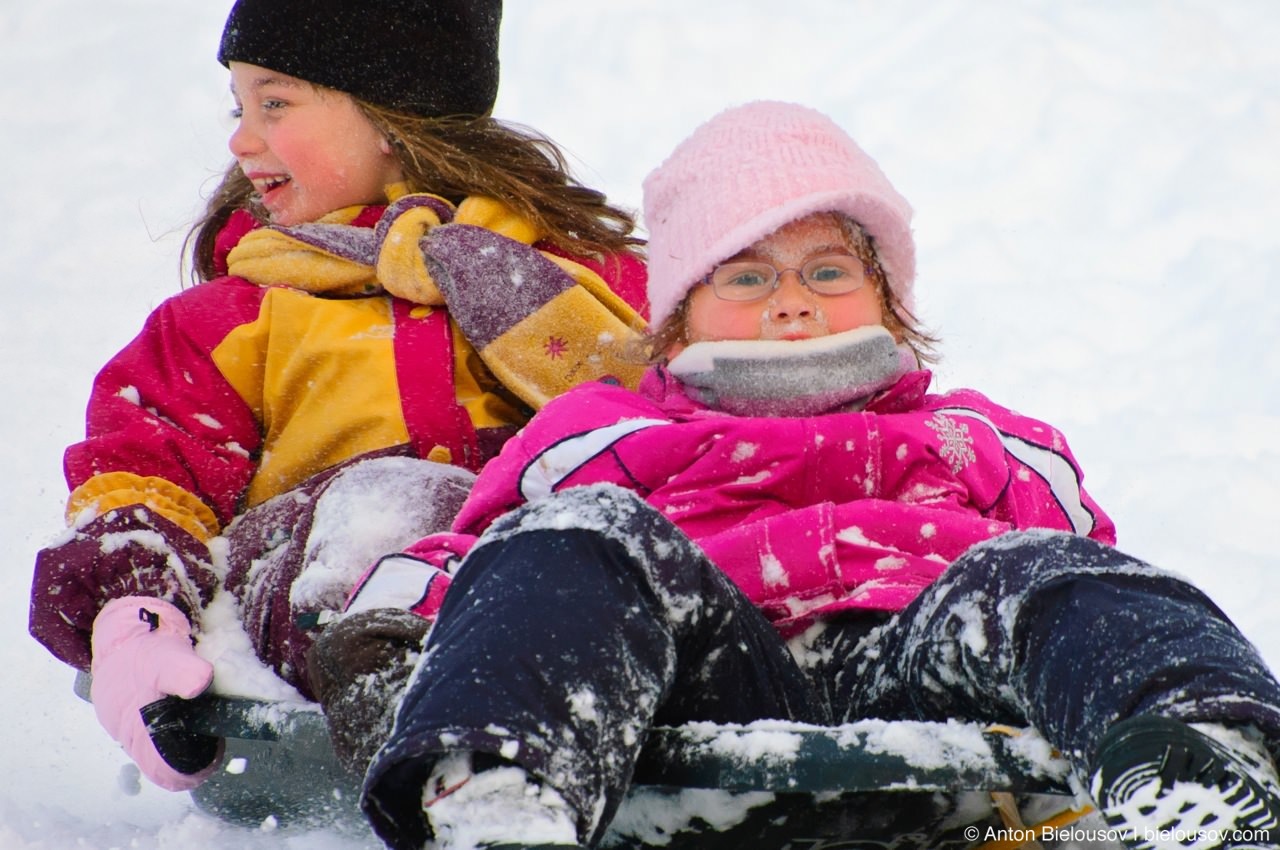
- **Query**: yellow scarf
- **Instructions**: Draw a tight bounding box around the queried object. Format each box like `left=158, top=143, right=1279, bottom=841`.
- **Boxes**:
left=225, top=186, right=540, bottom=304
left=223, top=185, right=645, bottom=411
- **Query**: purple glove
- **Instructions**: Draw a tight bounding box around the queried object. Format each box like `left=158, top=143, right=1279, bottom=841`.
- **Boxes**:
left=90, top=597, right=221, bottom=791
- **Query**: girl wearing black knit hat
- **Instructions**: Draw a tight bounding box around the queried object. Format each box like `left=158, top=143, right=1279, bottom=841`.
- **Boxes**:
left=30, top=0, right=648, bottom=799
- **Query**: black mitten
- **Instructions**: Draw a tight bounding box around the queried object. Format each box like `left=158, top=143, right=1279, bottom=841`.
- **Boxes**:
left=307, top=608, right=432, bottom=774
left=140, top=696, right=223, bottom=775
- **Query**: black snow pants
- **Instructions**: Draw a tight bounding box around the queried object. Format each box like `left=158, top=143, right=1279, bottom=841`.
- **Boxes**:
left=362, top=484, right=1280, bottom=849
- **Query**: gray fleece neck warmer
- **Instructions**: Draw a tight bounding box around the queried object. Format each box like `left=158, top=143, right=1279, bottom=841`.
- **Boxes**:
left=667, top=326, right=915, bottom=418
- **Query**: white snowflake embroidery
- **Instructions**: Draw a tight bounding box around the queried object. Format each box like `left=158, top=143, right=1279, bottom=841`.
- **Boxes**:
left=925, top=412, right=976, bottom=473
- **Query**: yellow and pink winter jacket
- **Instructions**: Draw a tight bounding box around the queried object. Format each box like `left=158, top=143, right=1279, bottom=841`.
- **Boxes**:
left=30, top=193, right=647, bottom=670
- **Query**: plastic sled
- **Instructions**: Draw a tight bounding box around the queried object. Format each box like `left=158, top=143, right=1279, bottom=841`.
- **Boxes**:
left=74, top=672, right=1093, bottom=848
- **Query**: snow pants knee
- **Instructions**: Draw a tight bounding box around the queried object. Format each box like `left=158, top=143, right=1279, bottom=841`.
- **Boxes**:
left=223, top=453, right=474, bottom=698
left=819, top=529, right=1280, bottom=770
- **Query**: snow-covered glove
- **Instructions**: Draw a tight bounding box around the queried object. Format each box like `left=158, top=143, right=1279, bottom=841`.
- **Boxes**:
left=89, top=596, right=221, bottom=791
left=307, top=607, right=432, bottom=774
left=310, top=542, right=467, bottom=772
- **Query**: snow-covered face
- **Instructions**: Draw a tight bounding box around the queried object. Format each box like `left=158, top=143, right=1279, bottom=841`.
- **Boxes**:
left=679, top=214, right=886, bottom=351
left=227, top=62, right=404, bottom=225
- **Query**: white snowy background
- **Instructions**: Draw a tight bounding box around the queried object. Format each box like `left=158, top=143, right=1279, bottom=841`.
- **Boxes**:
left=2, top=1, right=1278, bottom=847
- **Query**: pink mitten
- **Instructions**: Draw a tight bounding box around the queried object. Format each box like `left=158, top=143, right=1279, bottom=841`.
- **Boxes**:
left=90, top=597, right=221, bottom=791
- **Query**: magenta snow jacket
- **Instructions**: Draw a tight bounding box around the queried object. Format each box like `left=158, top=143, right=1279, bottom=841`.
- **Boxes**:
left=368, top=366, right=1116, bottom=636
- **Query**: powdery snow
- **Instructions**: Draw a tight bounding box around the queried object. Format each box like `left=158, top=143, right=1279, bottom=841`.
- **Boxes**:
left=605, top=787, right=777, bottom=847
left=2, top=1, right=1278, bottom=848
left=288, top=456, right=473, bottom=612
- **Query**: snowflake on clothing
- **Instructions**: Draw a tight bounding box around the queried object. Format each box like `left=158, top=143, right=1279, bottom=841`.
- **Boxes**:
left=925, top=412, right=976, bottom=473
left=544, top=335, right=568, bottom=359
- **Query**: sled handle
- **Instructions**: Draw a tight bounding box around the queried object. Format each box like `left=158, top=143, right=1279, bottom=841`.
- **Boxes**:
left=73, top=671, right=330, bottom=748
left=634, top=721, right=1075, bottom=795
left=75, top=673, right=1075, bottom=796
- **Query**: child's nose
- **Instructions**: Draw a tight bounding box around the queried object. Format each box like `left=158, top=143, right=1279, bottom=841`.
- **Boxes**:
left=767, top=271, right=816, bottom=320
left=228, top=120, right=262, bottom=159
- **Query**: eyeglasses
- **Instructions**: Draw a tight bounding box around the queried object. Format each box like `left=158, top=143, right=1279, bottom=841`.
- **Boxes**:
left=703, top=254, right=868, bottom=303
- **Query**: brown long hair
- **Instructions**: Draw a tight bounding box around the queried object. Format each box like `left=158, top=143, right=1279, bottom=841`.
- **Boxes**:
left=184, top=100, right=643, bottom=284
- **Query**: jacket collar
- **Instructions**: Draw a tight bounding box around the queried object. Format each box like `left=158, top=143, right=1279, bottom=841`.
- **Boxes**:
left=640, top=363, right=933, bottom=418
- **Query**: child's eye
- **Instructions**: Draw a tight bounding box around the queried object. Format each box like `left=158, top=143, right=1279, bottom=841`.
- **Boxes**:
left=262, top=98, right=287, bottom=111
left=712, top=263, right=774, bottom=289
left=803, top=253, right=865, bottom=286
left=802, top=255, right=866, bottom=291
left=807, top=265, right=847, bottom=283
left=708, top=261, right=778, bottom=300
left=228, top=106, right=244, bottom=121
left=725, top=271, right=770, bottom=288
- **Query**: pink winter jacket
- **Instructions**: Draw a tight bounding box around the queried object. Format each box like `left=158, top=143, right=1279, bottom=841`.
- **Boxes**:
left=378, top=366, right=1116, bottom=635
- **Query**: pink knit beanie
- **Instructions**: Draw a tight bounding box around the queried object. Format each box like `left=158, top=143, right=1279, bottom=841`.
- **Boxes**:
left=643, top=101, right=915, bottom=328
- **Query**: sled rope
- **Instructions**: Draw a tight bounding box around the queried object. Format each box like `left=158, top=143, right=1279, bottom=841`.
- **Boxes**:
left=974, top=797, right=1095, bottom=850
left=973, top=725, right=1095, bottom=850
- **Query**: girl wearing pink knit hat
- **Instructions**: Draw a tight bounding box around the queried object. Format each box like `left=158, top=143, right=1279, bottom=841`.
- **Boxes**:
left=356, top=102, right=1280, bottom=850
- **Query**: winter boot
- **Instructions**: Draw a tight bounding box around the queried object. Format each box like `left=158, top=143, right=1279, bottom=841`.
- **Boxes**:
left=1090, top=715, right=1280, bottom=849
left=422, top=752, right=581, bottom=848
left=306, top=607, right=431, bottom=775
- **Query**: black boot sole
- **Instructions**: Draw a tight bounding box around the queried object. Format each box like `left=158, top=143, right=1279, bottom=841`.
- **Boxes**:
left=1091, top=715, right=1280, bottom=848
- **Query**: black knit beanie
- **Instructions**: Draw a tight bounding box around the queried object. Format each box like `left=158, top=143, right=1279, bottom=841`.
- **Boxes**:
left=217, top=0, right=502, bottom=118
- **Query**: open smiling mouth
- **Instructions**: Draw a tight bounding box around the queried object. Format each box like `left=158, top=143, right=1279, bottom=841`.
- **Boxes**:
left=251, top=176, right=291, bottom=198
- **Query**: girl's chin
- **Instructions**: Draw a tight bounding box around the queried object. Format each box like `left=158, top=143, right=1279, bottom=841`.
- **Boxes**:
left=259, top=187, right=307, bottom=225
left=264, top=207, right=306, bottom=226
left=258, top=199, right=289, bottom=224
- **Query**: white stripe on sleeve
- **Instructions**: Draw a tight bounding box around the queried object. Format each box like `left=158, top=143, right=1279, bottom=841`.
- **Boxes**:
left=518, top=418, right=669, bottom=501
